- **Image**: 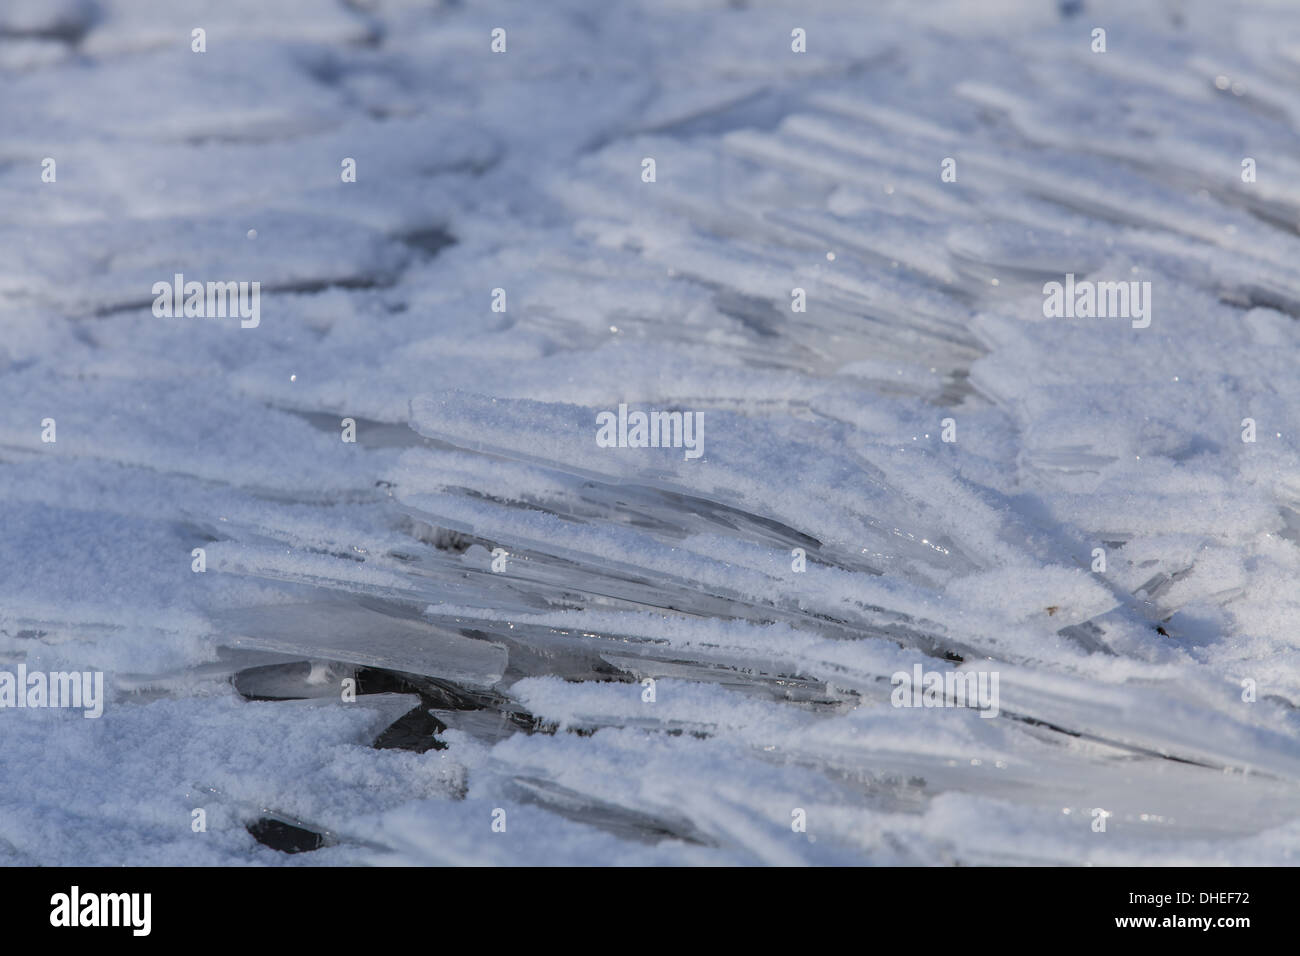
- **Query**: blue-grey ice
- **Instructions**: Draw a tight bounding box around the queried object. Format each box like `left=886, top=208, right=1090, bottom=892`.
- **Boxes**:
left=2, top=0, right=1299, bottom=865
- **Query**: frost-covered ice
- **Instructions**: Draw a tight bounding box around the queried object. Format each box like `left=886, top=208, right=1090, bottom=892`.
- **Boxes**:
left=2, top=0, right=1300, bottom=865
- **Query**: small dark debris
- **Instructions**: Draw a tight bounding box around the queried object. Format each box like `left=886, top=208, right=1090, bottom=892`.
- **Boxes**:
left=247, top=818, right=326, bottom=854
left=373, top=705, right=447, bottom=753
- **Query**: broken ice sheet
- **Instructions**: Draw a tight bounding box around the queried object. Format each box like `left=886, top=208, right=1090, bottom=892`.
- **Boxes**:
left=5, top=0, right=1300, bottom=866
left=215, top=602, right=507, bottom=691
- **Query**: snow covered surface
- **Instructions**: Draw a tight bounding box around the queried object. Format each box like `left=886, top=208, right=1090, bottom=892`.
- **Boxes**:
left=2, top=0, right=1300, bottom=865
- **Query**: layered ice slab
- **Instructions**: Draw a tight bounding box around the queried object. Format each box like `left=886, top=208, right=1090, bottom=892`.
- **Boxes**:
left=2, top=0, right=1300, bottom=865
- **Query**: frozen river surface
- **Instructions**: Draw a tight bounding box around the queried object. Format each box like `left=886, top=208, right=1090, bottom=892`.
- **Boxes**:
left=2, top=0, right=1300, bottom=865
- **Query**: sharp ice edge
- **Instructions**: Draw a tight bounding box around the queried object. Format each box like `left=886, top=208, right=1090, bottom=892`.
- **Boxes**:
left=2, top=0, right=1300, bottom=864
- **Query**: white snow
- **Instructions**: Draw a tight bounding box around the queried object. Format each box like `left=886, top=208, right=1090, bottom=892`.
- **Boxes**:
left=2, top=0, right=1300, bottom=865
